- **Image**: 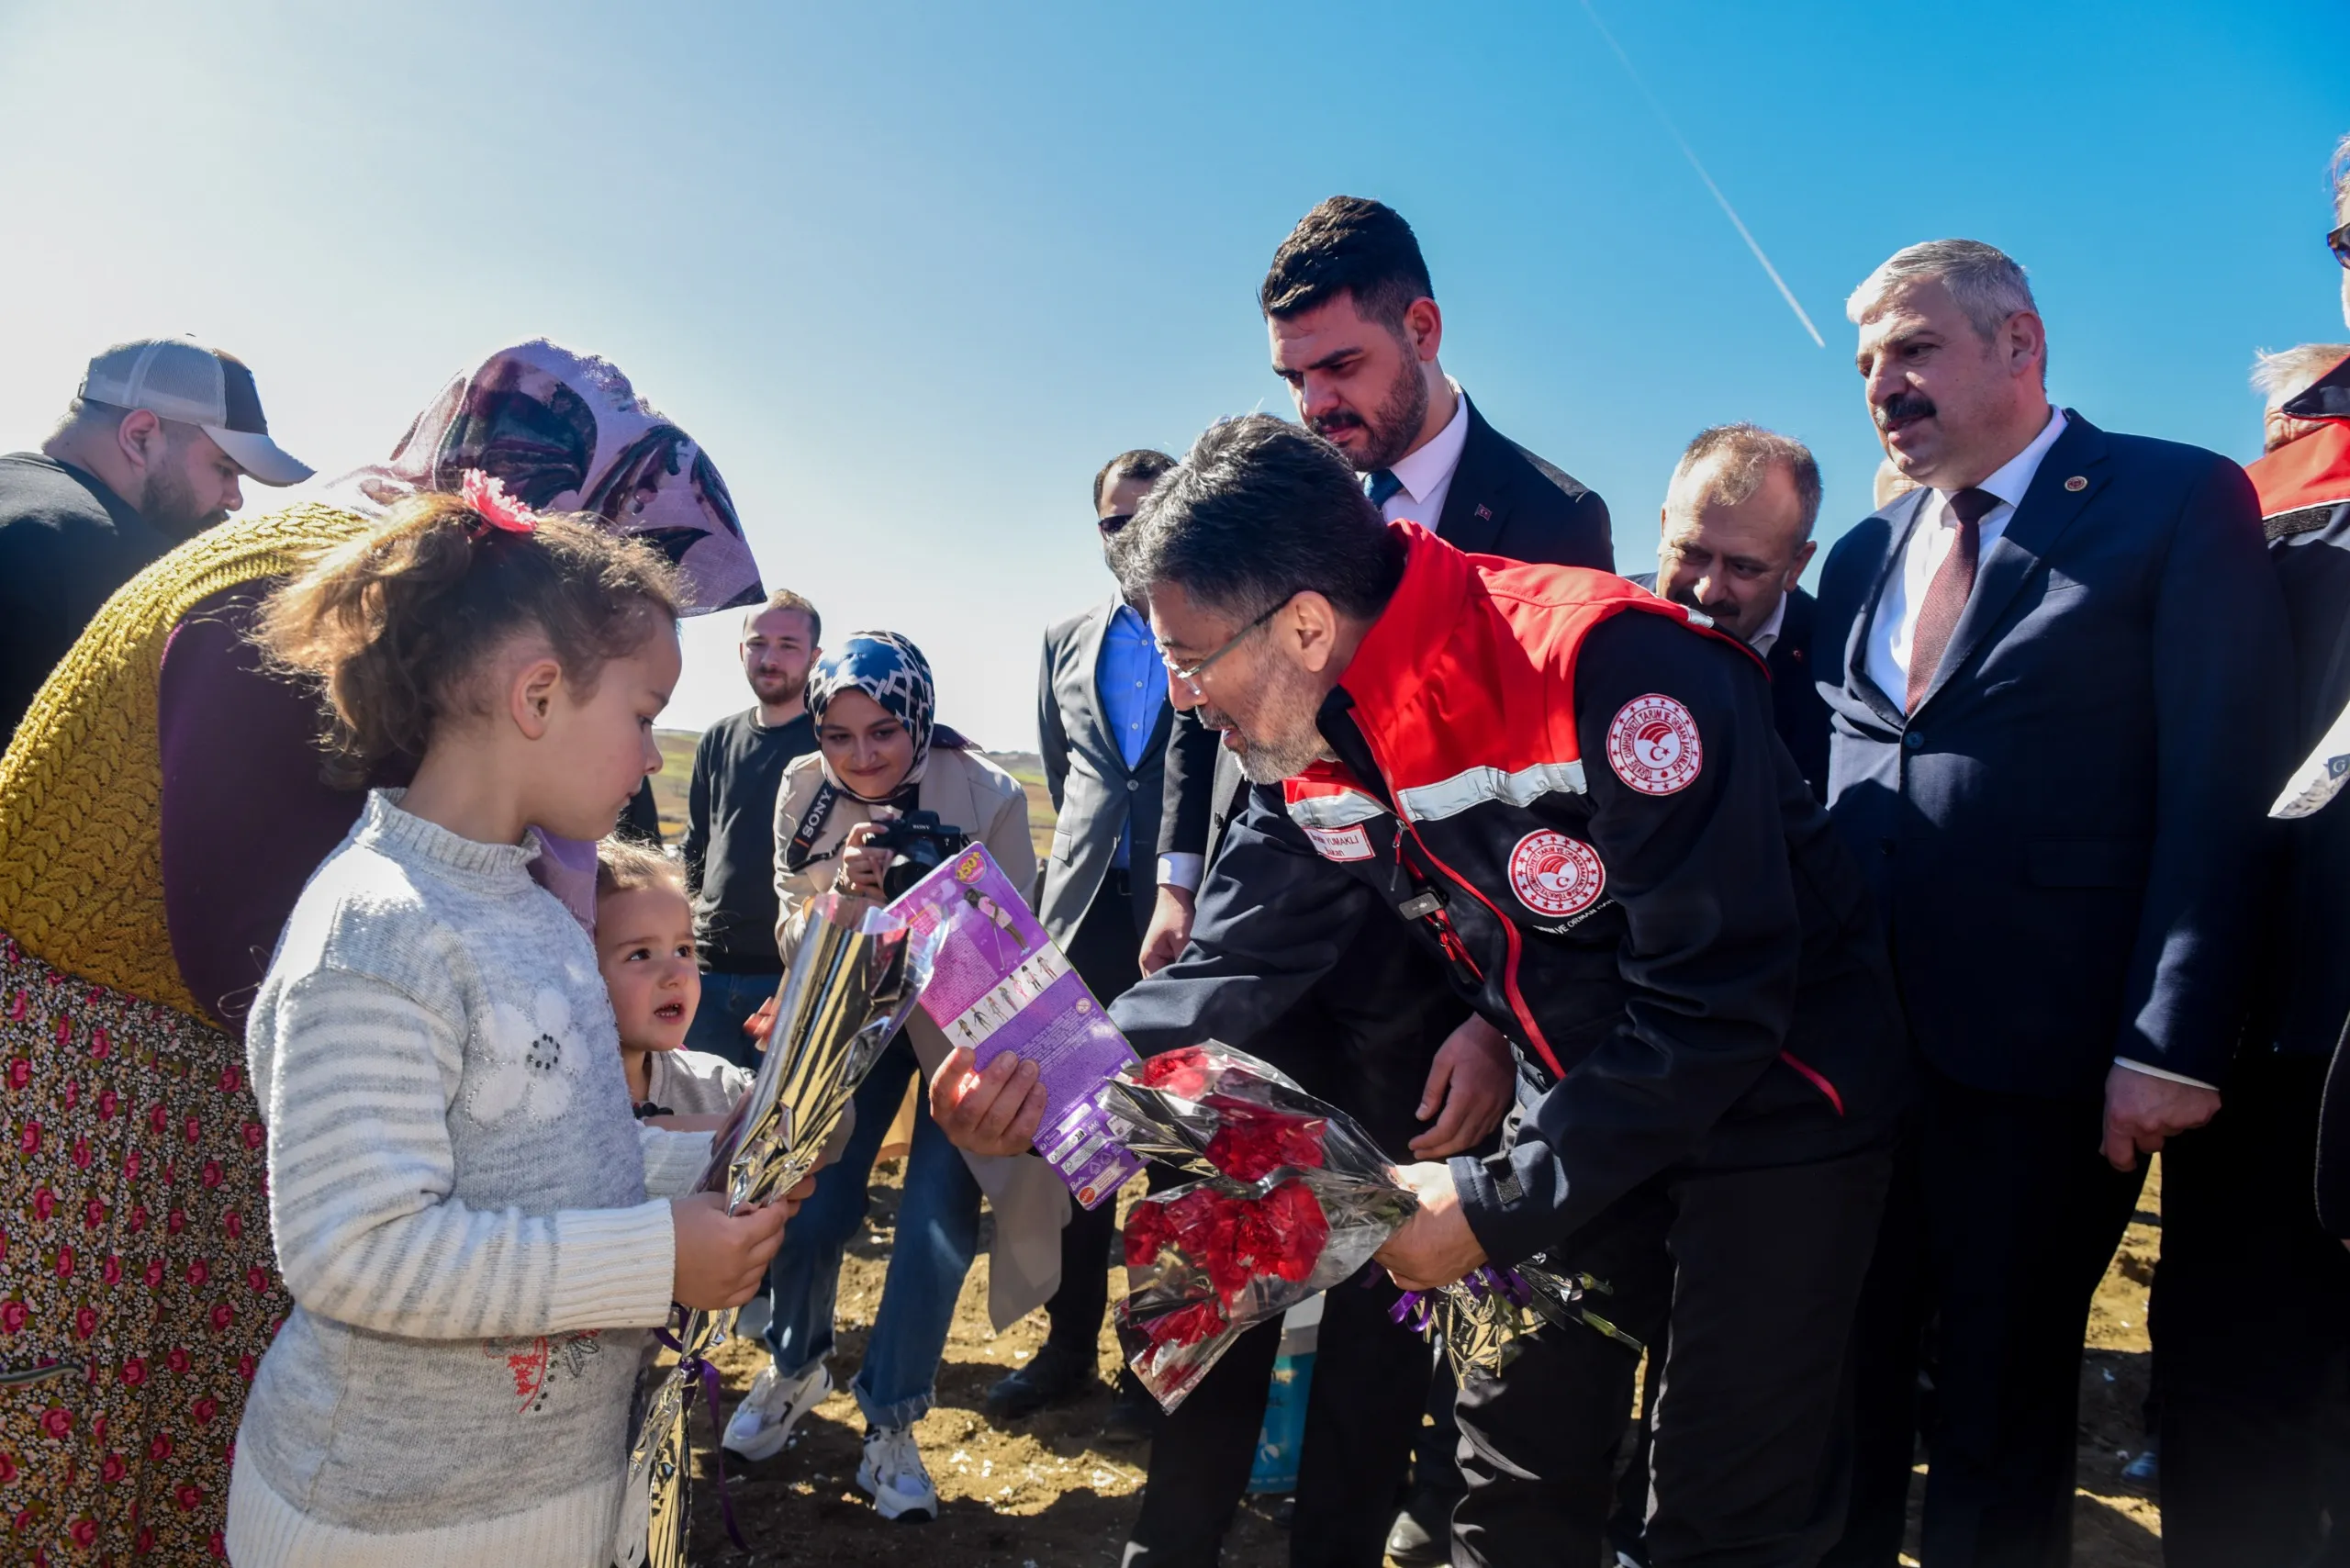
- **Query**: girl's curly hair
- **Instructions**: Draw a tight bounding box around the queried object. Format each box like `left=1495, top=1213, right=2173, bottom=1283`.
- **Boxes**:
left=259, top=491, right=681, bottom=784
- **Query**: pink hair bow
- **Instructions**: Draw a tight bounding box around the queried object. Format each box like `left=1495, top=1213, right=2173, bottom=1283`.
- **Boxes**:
left=458, top=468, right=540, bottom=537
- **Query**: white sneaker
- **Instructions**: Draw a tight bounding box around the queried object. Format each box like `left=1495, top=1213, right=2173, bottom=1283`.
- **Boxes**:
left=720, top=1360, right=831, bottom=1462
left=856, top=1424, right=938, bottom=1521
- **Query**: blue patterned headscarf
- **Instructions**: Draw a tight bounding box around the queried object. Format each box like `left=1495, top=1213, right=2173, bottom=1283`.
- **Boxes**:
left=805, top=631, right=968, bottom=801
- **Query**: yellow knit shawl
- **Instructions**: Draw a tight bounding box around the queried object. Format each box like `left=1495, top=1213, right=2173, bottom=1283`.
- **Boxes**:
left=0, top=504, right=373, bottom=1018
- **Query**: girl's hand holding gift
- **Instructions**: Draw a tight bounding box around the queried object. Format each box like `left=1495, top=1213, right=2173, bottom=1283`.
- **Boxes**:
left=668, top=1180, right=813, bottom=1310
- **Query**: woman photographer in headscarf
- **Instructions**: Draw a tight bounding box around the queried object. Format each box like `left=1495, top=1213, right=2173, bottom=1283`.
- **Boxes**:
left=722, top=631, right=1065, bottom=1523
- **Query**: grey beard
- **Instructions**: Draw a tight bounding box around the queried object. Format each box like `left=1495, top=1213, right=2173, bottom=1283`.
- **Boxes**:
left=1236, top=728, right=1334, bottom=785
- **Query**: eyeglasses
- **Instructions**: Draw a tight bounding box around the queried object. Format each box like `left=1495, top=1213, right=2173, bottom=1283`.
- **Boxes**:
left=2332, top=221, right=2350, bottom=271
left=1163, top=597, right=1291, bottom=701
left=1097, top=512, right=1135, bottom=535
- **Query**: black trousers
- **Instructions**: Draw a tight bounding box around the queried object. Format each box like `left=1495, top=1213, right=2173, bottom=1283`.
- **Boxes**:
left=1452, top=1145, right=1889, bottom=1568
left=1046, top=880, right=1145, bottom=1352
left=1125, top=1270, right=1433, bottom=1567
left=2155, top=1049, right=2350, bottom=1567
left=1835, top=1068, right=2144, bottom=1568
left=1818, top=1119, right=1926, bottom=1568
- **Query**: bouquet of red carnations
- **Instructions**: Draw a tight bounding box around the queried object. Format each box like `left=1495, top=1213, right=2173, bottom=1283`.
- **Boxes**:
left=1099, top=1044, right=1416, bottom=1409
left=1099, top=1043, right=1639, bottom=1408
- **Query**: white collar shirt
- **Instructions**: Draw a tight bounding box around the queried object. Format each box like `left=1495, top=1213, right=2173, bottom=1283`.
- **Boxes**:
left=1748, top=591, right=1789, bottom=659
left=1377, top=376, right=1472, bottom=528
left=1863, top=407, right=2068, bottom=713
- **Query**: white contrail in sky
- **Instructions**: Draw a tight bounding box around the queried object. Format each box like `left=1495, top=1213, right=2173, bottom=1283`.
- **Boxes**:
left=1577, top=0, right=1826, bottom=348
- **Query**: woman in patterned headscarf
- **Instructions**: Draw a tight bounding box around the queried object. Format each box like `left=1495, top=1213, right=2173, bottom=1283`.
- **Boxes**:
left=726, top=633, right=1066, bottom=1523
left=0, top=342, right=758, bottom=1562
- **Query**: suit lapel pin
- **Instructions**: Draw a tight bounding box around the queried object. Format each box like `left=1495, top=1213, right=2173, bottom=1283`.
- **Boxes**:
left=2064, top=476, right=2087, bottom=492
left=1475, top=503, right=1494, bottom=521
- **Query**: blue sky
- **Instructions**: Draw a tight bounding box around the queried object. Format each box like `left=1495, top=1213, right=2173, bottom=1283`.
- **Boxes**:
left=4, top=0, right=2344, bottom=745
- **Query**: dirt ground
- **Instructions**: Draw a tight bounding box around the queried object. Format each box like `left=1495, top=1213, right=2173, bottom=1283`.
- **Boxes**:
left=670, top=1158, right=2167, bottom=1568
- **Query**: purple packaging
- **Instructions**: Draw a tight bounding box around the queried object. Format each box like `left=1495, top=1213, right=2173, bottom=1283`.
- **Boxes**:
left=887, top=844, right=1145, bottom=1209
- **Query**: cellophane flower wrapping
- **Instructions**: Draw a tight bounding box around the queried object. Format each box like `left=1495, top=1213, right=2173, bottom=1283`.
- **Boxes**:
left=1100, top=1043, right=1642, bottom=1406
left=618, top=893, right=942, bottom=1568
left=1393, top=1255, right=1642, bottom=1383
left=1099, top=1044, right=1417, bottom=1410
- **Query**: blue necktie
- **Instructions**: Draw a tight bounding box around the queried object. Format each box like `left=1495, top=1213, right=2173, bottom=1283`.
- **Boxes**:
left=1367, top=469, right=1403, bottom=509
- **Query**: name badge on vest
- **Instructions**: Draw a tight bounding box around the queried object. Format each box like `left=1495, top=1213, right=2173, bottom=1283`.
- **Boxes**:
left=1302, top=823, right=1374, bottom=862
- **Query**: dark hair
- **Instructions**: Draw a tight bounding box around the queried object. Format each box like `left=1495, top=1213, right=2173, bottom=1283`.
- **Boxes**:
left=1123, top=415, right=1404, bottom=622
left=1091, top=448, right=1176, bottom=511
left=750, top=586, right=822, bottom=648
left=1259, top=196, right=1435, bottom=331
left=260, top=491, right=681, bottom=782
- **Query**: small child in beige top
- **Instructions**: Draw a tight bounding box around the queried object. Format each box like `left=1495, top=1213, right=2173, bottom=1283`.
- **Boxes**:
left=594, top=839, right=754, bottom=1120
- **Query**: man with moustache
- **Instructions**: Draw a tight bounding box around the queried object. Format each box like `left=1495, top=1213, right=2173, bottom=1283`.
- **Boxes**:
left=1813, top=240, right=2289, bottom=1567
left=1, top=337, right=310, bottom=743
left=682, top=588, right=823, bottom=1070
left=1630, top=424, right=1830, bottom=800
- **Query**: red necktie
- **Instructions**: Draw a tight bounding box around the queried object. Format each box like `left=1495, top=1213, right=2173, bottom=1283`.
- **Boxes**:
left=1906, top=487, right=1998, bottom=711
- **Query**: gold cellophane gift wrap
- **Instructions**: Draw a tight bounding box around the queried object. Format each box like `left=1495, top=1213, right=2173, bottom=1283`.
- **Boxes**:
left=617, top=892, right=941, bottom=1568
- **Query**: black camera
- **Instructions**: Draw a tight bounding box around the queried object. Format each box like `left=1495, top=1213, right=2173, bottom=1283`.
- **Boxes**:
left=867, top=810, right=972, bottom=901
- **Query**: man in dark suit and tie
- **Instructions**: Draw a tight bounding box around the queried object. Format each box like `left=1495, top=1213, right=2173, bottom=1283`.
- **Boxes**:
left=1147, top=194, right=1616, bottom=969
left=983, top=447, right=1179, bottom=1435
left=1629, top=422, right=1831, bottom=801
left=1813, top=240, right=2290, bottom=1567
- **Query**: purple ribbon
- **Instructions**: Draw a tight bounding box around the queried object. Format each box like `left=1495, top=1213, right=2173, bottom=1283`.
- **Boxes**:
left=1390, top=1265, right=1536, bottom=1334
left=655, top=1310, right=749, bottom=1552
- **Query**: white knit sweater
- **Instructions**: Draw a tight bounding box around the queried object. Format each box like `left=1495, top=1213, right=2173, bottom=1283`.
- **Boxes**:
left=228, top=793, right=709, bottom=1567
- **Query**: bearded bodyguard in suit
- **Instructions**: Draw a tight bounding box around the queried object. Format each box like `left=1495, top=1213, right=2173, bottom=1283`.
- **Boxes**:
left=1138, top=196, right=1620, bottom=1562
left=1814, top=240, right=2290, bottom=1568
left=1148, top=196, right=1617, bottom=972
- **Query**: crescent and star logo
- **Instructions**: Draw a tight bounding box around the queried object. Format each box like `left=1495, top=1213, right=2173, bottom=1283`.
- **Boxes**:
left=1606, top=694, right=1704, bottom=796
left=1506, top=830, right=1606, bottom=918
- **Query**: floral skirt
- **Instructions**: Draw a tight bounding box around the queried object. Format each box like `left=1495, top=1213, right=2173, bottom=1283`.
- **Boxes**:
left=0, top=935, right=289, bottom=1563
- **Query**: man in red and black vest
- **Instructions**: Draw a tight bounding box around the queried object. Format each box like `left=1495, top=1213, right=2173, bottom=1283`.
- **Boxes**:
left=933, top=414, right=1909, bottom=1568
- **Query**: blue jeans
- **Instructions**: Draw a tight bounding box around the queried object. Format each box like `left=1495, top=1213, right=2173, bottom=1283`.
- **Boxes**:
left=687, top=970, right=781, bottom=1071
left=762, top=1032, right=981, bottom=1429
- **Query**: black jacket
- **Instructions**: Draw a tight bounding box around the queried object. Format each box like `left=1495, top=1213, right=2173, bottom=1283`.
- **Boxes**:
left=1119, top=528, right=1905, bottom=1266
left=1161, top=398, right=1615, bottom=864
left=0, top=453, right=179, bottom=744
left=2244, top=357, right=2350, bottom=1234
left=1628, top=574, right=1830, bottom=803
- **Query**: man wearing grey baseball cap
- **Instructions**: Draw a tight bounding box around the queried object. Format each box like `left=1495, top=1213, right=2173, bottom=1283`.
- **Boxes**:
left=0, top=337, right=311, bottom=742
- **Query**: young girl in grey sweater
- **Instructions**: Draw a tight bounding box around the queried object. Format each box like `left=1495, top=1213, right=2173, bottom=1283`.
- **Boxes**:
left=226, top=484, right=803, bottom=1567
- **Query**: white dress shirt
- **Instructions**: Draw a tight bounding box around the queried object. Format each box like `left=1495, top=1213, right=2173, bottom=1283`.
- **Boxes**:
left=1748, top=591, right=1789, bottom=659
left=1863, top=408, right=2066, bottom=711
left=1379, top=375, right=1472, bottom=528
left=1860, top=408, right=2205, bottom=1092
left=1157, top=379, right=1475, bottom=896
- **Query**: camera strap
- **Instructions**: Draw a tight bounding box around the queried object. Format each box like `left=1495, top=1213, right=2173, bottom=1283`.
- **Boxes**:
left=782, top=780, right=845, bottom=873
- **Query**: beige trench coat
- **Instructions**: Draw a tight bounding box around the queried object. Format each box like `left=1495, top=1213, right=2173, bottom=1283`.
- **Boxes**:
left=772, top=745, right=1069, bottom=1330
